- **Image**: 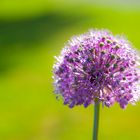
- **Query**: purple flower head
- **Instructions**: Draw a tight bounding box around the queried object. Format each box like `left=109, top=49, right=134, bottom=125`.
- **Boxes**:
left=53, top=29, right=140, bottom=109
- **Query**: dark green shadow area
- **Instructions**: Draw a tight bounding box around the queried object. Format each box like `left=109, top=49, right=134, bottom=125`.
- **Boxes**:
left=0, top=13, right=91, bottom=47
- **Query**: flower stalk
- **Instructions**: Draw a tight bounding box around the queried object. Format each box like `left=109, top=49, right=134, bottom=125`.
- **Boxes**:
left=93, top=101, right=100, bottom=140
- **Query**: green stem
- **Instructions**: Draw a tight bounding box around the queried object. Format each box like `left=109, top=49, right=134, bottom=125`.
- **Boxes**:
left=93, top=101, right=100, bottom=140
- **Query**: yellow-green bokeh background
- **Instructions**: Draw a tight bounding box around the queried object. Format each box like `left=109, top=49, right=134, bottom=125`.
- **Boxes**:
left=0, top=0, right=140, bottom=140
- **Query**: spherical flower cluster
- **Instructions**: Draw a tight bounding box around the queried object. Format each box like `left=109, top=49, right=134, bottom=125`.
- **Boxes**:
left=53, top=29, right=140, bottom=109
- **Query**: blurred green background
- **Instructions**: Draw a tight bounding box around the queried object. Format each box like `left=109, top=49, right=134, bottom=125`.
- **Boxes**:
left=0, top=0, right=140, bottom=140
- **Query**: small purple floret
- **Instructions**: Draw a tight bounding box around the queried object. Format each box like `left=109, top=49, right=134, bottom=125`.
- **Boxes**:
left=53, top=29, right=140, bottom=109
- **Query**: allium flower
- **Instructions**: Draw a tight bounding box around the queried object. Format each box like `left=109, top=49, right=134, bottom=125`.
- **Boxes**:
left=53, top=29, right=140, bottom=109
